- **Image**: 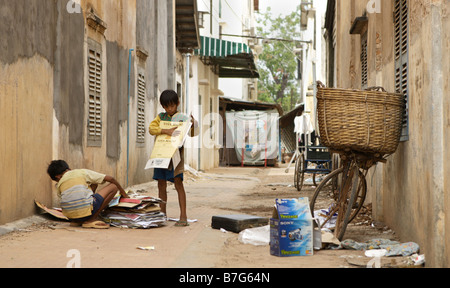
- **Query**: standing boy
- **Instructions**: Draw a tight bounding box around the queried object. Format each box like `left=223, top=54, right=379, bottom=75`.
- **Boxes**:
left=149, top=90, right=198, bottom=227
left=47, top=160, right=129, bottom=229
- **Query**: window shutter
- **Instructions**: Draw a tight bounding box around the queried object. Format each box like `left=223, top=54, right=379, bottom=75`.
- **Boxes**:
left=394, top=0, right=409, bottom=141
left=361, top=33, right=368, bottom=89
left=88, top=47, right=102, bottom=145
left=137, top=73, right=146, bottom=144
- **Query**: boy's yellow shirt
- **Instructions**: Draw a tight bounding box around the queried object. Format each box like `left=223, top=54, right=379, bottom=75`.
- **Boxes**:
left=149, top=112, right=198, bottom=137
left=56, top=169, right=106, bottom=219
left=149, top=114, right=163, bottom=136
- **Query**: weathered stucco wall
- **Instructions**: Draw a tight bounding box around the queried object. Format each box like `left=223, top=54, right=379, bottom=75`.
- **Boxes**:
left=335, top=0, right=449, bottom=267
left=0, top=0, right=57, bottom=224
left=53, top=1, right=85, bottom=153
left=444, top=0, right=450, bottom=270
left=378, top=0, right=449, bottom=268
left=0, top=0, right=176, bottom=224
left=0, top=0, right=57, bottom=66
left=131, top=0, right=160, bottom=185
left=0, top=56, right=54, bottom=224
left=53, top=0, right=155, bottom=189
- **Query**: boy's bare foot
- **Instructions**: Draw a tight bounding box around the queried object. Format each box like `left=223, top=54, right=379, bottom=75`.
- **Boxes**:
left=174, top=220, right=190, bottom=227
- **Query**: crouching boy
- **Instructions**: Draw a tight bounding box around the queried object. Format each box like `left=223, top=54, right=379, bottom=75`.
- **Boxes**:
left=47, top=160, right=129, bottom=229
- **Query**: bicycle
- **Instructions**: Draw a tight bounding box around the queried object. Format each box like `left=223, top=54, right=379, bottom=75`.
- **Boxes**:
left=312, top=81, right=404, bottom=241
left=309, top=150, right=386, bottom=241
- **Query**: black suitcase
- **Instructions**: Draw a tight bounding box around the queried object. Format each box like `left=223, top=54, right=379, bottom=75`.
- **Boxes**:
left=211, top=214, right=268, bottom=233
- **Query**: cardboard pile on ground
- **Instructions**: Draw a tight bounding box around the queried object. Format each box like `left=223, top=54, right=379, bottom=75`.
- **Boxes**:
left=101, top=195, right=166, bottom=229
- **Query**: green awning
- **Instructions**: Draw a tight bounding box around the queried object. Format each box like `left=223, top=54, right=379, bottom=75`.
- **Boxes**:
left=194, top=36, right=259, bottom=79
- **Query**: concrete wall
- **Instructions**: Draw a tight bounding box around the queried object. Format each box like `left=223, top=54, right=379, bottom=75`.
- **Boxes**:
left=0, top=0, right=57, bottom=224
left=333, top=0, right=449, bottom=267
left=0, top=0, right=179, bottom=224
left=53, top=0, right=141, bottom=191
left=384, top=0, right=449, bottom=268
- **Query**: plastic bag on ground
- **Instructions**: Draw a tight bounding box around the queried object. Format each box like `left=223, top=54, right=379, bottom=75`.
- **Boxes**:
left=238, top=225, right=270, bottom=246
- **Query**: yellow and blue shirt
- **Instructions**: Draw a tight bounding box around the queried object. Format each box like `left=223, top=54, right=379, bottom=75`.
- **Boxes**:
left=56, top=169, right=106, bottom=219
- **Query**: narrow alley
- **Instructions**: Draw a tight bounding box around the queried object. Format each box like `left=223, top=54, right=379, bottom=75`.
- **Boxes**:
left=1, top=0, right=447, bottom=270
left=0, top=165, right=403, bottom=269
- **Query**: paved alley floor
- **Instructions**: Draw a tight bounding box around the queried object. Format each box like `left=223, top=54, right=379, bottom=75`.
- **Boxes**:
left=0, top=165, right=401, bottom=268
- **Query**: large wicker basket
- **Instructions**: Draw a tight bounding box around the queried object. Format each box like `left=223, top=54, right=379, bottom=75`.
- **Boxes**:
left=316, top=82, right=405, bottom=155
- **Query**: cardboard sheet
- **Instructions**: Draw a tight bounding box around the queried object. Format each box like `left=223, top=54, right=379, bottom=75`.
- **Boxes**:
left=145, top=115, right=192, bottom=170
left=35, top=200, right=69, bottom=221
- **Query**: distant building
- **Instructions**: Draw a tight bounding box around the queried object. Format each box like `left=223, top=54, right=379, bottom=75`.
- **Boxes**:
left=184, top=0, right=260, bottom=171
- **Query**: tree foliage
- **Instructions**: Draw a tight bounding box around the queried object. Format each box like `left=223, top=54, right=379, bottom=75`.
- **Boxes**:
left=256, top=6, right=301, bottom=113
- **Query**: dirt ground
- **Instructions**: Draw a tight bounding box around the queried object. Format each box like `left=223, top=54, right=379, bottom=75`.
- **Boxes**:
left=0, top=164, right=406, bottom=268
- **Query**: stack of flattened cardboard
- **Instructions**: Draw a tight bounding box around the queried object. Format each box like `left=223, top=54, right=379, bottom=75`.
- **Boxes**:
left=101, top=196, right=166, bottom=229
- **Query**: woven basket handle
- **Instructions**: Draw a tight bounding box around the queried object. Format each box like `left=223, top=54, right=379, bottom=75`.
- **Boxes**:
left=366, top=86, right=387, bottom=92
left=316, top=81, right=326, bottom=88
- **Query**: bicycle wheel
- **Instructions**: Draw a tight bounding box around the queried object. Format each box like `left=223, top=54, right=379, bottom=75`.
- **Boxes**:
left=309, top=165, right=367, bottom=240
left=309, top=168, right=343, bottom=229
left=295, top=154, right=305, bottom=191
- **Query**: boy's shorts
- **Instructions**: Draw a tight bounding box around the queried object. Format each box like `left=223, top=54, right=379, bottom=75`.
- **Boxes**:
left=153, top=168, right=183, bottom=183
left=72, top=194, right=105, bottom=222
